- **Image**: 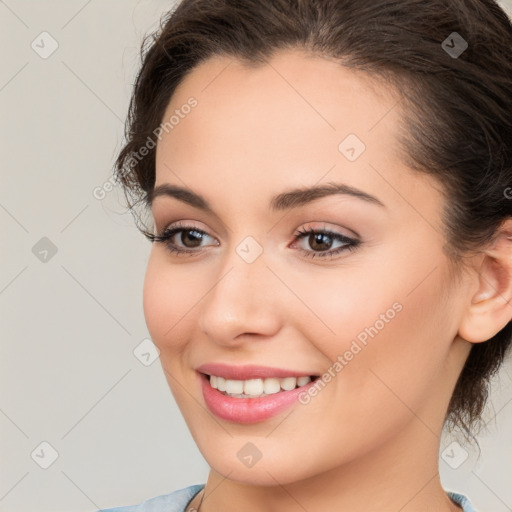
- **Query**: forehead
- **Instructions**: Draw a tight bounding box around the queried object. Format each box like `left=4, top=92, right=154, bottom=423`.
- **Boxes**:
left=153, top=48, right=419, bottom=209
left=159, top=48, right=400, bottom=148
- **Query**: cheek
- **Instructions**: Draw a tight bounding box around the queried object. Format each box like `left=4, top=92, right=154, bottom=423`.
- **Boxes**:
left=285, top=261, right=404, bottom=358
left=142, top=253, right=196, bottom=352
left=291, top=249, right=453, bottom=396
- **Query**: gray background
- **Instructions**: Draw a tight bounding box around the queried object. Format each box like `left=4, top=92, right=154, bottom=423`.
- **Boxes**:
left=1, top=1, right=511, bottom=511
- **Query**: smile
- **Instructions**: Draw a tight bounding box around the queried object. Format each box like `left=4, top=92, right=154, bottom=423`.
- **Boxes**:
left=197, top=366, right=320, bottom=423
left=207, top=374, right=315, bottom=398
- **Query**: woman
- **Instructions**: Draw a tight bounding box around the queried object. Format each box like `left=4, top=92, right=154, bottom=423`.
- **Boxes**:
left=98, top=0, right=512, bottom=510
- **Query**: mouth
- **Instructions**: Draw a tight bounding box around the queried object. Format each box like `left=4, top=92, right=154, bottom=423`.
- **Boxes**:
left=195, top=363, right=322, bottom=423
left=201, top=372, right=320, bottom=399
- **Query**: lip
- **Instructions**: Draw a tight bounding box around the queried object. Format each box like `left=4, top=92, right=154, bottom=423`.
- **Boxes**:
left=195, top=363, right=317, bottom=380
left=197, top=371, right=318, bottom=424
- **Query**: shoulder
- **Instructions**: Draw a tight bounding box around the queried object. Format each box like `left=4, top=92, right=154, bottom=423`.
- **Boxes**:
left=447, top=491, right=478, bottom=512
left=98, top=485, right=476, bottom=512
left=97, top=483, right=205, bottom=512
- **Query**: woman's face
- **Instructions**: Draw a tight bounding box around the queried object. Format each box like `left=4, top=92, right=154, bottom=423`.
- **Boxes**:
left=143, top=49, right=473, bottom=485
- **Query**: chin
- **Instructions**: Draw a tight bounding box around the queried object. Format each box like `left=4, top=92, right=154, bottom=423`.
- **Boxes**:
left=201, top=444, right=321, bottom=486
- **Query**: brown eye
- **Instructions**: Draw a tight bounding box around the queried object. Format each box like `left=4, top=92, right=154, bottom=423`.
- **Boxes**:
left=307, top=232, right=334, bottom=252
left=178, top=229, right=205, bottom=248
left=292, top=227, right=360, bottom=260
left=148, top=222, right=218, bottom=256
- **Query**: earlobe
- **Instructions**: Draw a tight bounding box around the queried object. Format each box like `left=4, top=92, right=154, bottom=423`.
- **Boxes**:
left=457, top=219, right=512, bottom=344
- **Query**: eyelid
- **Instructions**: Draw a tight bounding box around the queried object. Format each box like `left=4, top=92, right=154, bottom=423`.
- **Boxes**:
left=290, top=221, right=359, bottom=241
left=150, top=220, right=361, bottom=262
left=152, top=207, right=229, bottom=239
left=154, top=217, right=209, bottom=234
left=155, top=221, right=353, bottom=243
left=158, top=221, right=217, bottom=245
left=146, top=225, right=214, bottom=259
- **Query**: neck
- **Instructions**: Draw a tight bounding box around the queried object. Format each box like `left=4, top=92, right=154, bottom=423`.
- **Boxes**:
left=197, top=417, right=462, bottom=512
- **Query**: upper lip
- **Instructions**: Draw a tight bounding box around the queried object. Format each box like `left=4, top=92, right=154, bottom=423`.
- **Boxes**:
left=196, top=363, right=318, bottom=380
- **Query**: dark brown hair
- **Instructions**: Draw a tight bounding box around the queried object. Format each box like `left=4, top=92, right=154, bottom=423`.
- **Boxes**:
left=115, top=0, right=512, bottom=445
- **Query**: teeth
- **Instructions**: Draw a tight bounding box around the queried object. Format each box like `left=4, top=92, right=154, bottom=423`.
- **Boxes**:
left=243, top=379, right=264, bottom=396
left=280, top=377, right=297, bottom=391
left=225, top=379, right=244, bottom=394
left=208, top=374, right=313, bottom=397
left=263, top=377, right=281, bottom=394
left=217, top=376, right=226, bottom=392
left=297, top=376, right=311, bottom=386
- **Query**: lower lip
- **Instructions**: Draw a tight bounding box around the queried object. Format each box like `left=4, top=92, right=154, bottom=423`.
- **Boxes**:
left=198, top=372, right=317, bottom=424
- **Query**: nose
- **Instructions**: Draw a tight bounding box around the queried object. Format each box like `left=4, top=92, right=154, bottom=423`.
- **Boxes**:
left=197, top=245, right=282, bottom=346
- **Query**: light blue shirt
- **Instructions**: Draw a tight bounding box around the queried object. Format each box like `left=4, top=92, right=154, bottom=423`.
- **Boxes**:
left=96, top=484, right=478, bottom=511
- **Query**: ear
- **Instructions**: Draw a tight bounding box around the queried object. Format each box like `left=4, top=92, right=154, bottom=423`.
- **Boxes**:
left=457, top=218, right=512, bottom=344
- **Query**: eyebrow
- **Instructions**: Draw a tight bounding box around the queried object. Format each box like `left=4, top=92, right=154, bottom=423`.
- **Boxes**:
left=145, top=181, right=386, bottom=212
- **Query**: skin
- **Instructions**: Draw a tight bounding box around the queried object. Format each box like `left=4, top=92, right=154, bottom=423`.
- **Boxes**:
left=143, top=48, right=512, bottom=512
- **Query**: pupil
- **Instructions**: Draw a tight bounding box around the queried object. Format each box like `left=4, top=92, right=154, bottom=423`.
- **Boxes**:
left=310, top=233, right=331, bottom=251
left=182, top=230, right=203, bottom=248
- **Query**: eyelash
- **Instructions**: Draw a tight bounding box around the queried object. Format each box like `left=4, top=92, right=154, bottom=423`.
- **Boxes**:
left=147, top=221, right=360, bottom=260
